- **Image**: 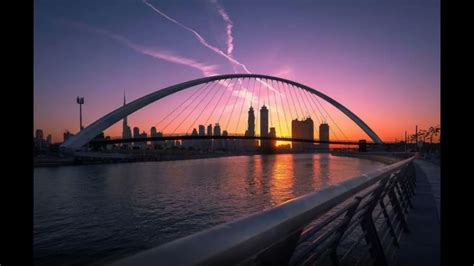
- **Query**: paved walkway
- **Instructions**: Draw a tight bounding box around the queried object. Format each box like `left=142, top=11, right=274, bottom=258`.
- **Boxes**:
left=414, top=159, right=440, bottom=219
left=392, top=159, right=440, bottom=265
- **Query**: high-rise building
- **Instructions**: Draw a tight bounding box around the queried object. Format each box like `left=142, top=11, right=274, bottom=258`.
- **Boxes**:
left=133, top=127, right=140, bottom=148
left=121, top=94, right=131, bottom=148
left=122, top=93, right=128, bottom=139
left=319, top=123, right=330, bottom=152
left=207, top=124, right=213, bottom=136
left=198, top=124, right=206, bottom=150
left=198, top=125, right=206, bottom=136
left=35, top=129, right=44, bottom=140
left=191, top=128, right=198, bottom=149
left=269, top=127, right=277, bottom=150
left=207, top=124, right=213, bottom=150
left=292, top=117, right=314, bottom=151
left=133, top=127, right=140, bottom=138
left=213, top=123, right=222, bottom=150
left=156, top=131, right=164, bottom=148
left=150, top=127, right=158, bottom=147
left=260, top=105, right=270, bottom=150
left=213, top=123, right=221, bottom=136
left=244, top=106, right=257, bottom=150
left=246, top=106, right=255, bottom=136
left=222, top=130, right=228, bottom=150
left=140, top=131, right=148, bottom=148
left=46, top=134, right=52, bottom=145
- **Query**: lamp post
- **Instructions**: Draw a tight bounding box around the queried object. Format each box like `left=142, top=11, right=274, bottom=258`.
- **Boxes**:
left=76, top=97, right=84, bottom=131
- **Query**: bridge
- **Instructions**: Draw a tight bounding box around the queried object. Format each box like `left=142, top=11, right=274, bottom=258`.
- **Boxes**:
left=61, top=74, right=383, bottom=152
left=90, top=135, right=386, bottom=146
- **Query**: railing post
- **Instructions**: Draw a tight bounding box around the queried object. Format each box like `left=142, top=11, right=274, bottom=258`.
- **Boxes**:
left=329, top=197, right=363, bottom=266
left=398, top=168, right=414, bottom=210
left=359, top=177, right=390, bottom=266
left=379, top=199, right=400, bottom=247
left=387, top=181, right=410, bottom=233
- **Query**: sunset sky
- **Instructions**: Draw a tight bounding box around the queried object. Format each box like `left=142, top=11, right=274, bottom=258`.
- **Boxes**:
left=34, top=0, right=440, bottom=143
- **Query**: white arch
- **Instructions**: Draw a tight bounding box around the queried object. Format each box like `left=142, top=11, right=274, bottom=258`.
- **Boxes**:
left=60, top=74, right=383, bottom=150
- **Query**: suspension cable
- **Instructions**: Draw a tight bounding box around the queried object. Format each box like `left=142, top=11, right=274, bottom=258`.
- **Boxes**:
left=167, top=81, right=214, bottom=134
left=203, top=79, right=232, bottom=126
left=271, top=80, right=283, bottom=137
left=160, top=82, right=212, bottom=133
left=235, top=78, right=251, bottom=134
left=217, top=79, right=237, bottom=124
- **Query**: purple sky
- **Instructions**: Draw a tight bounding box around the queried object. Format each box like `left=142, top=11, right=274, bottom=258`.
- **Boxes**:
left=34, top=0, right=440, bottom=142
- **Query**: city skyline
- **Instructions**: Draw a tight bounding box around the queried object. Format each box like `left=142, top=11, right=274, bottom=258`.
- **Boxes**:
left=35, top=0, right=440, bottom=143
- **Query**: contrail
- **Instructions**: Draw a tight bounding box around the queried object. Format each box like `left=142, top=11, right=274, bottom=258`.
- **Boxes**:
left=59, top=19, right=257, bottom=102
left=53, top=18, right=219, bottom=76
left=143, top=0, right=280, bottom=95
left=210, top=0, right=234, bottom=56
left=143, top=0, right=250, bottom=73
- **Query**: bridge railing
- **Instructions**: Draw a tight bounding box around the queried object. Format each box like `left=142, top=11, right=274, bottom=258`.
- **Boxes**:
left=112, top=155, right=416, bottom=266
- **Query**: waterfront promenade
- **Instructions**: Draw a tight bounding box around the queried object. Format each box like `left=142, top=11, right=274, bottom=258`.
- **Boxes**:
left=393, top=159, right=440, bottom=265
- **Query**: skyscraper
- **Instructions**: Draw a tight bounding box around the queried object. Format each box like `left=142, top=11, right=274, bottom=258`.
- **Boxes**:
left=207, top=124, right=213, bottom=150
left=198, top=125, right=206, bottom=150
left=207, top=124, right=213, bottom=136
left=35, top=129, right=44, bottom=140
left=319, top=123, right=330, bottom=152
left=140, top=131, right=148, bottom=148
left=260, top=105, right=270, bottom=151
left=213, top=123, right=221, bottom=136
left=246, top=106, right=255, bottom=136
left=150, top=126, right=158, bottom=147
left=122, top=93, right=129, bottom=139
left=198, top=125, right=206, bottom=136
left=269, top=127, right=277, bottom=150
left=133, top=127, right=140, bottom=148
left=133, top=127, right=140, bottom=138
left=244, top=106, right=257, bottom=150
left=122, top=93, right=131, bottom=148
left=292, top=117, right=314, bottom=151
left=222, top=130, right=228, bottom=150
left=213, top=123, right=222, bottom=150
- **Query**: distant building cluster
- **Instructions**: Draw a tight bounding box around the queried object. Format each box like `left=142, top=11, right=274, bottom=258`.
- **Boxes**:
left=34, top=129, right=53, bottom=155
left=116, top=103, right=330, bottom=153
left=41, top=95, right=332, bottom=153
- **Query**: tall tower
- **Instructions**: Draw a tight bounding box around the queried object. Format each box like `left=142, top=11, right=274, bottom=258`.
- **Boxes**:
left=122, top=92, right=128, bottom=139
left=260, top=105, right=269, bottom=151
left=319, top=123, right=330, bottom=152
left=246, top=106, right=255, bottom=136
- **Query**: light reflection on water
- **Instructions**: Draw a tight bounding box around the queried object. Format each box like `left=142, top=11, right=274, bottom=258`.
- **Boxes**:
left=34, top=153, right=385, bottom=265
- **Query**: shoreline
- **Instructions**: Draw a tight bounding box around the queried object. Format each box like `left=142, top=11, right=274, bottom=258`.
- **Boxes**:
left=34, top=150, right=410, bottom=168
left=34, top=150, right=332, bottom=168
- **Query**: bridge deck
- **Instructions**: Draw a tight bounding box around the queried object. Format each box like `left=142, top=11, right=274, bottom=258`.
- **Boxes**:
left=392, top=159, right=440, bottom=265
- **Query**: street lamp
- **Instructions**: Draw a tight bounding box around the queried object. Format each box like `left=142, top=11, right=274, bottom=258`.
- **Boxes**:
left=76, top=97, right=84, bottom=131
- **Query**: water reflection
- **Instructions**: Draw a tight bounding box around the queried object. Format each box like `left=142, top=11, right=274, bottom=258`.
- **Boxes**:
left=317, top=154, right=331, bottom=188
left=34, top=154, right=386, bottom=266
left=269, top=154, right=295, bottom=205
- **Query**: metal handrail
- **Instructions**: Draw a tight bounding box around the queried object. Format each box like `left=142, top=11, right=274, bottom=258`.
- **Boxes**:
left=112, top=155, right=415, bottom=266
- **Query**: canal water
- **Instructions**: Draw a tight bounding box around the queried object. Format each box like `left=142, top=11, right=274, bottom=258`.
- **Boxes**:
left=34, top=153, right=386, bottom=265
